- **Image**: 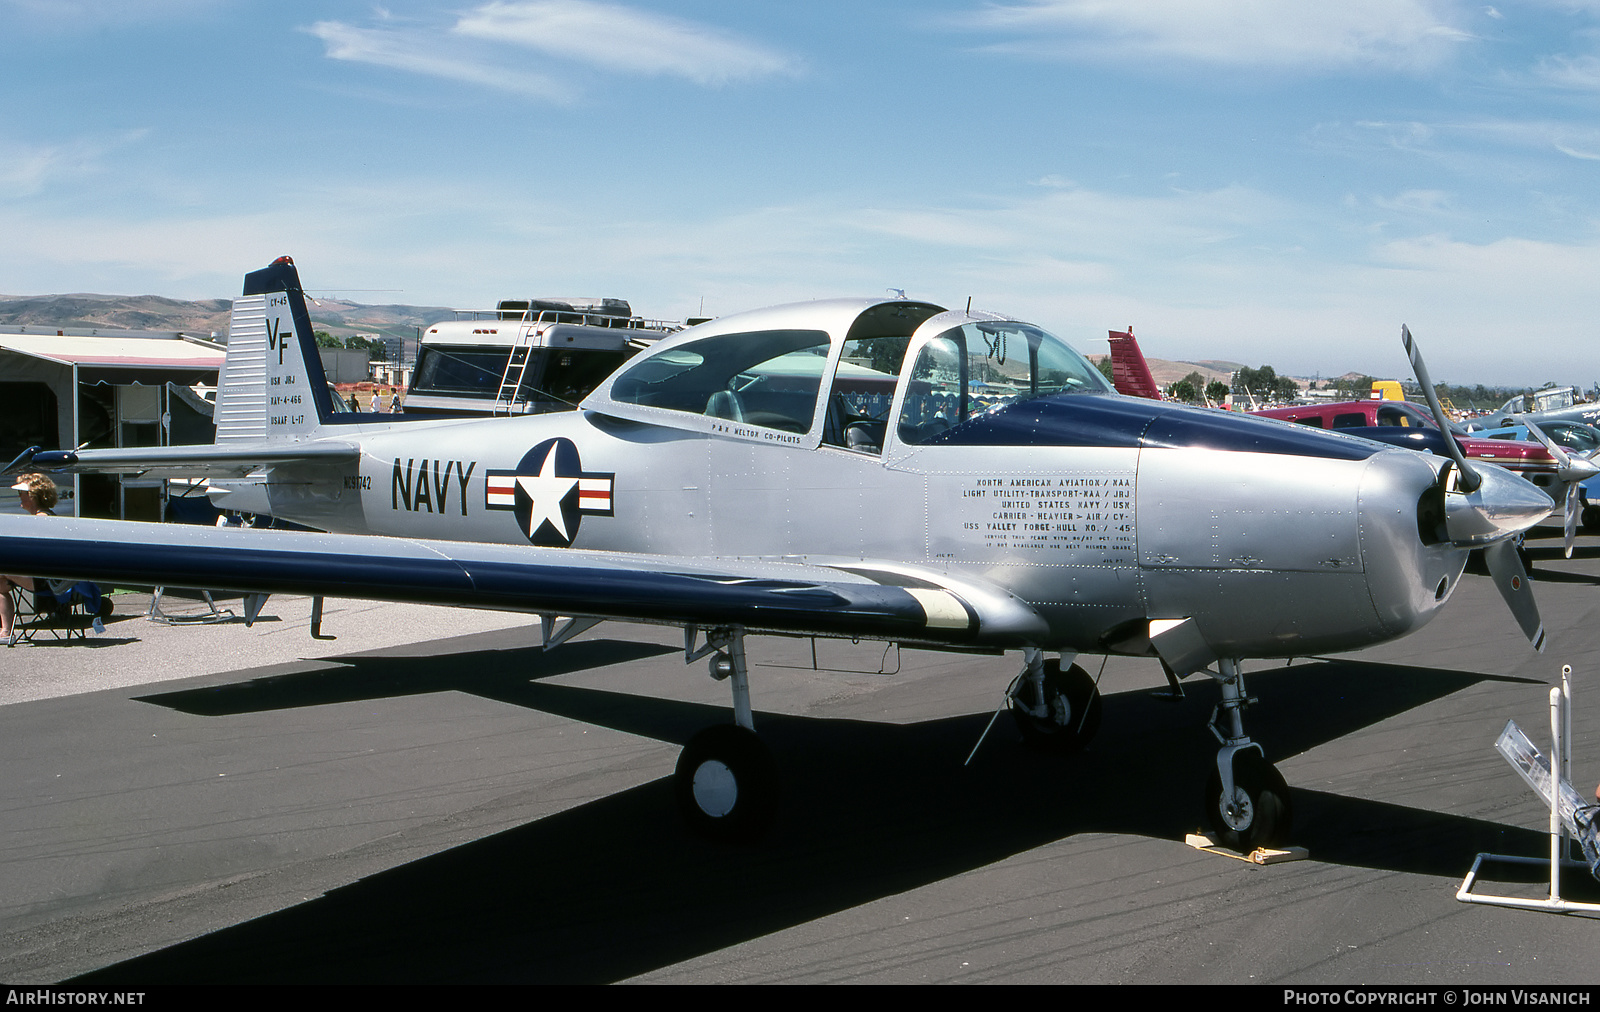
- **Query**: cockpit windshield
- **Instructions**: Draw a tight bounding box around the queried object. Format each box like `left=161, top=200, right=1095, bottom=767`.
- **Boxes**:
left=897, top=321, right=1112, bottom=445
left=607, top=329, right=832, bottom=434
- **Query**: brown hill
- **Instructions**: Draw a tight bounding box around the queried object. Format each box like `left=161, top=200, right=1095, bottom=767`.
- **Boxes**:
left=0, top=294, right=234, bottom=335
left=0, top=293, right=456, bottom=349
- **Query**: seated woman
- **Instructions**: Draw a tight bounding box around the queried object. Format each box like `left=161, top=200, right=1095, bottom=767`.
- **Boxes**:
left=2, top=473, right=58, bottom=644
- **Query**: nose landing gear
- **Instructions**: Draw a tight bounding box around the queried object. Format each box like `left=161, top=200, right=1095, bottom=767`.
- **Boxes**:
left=1205, top=745, right=1292, bottom=851
left=1202, top=659, right=1293, bottom=852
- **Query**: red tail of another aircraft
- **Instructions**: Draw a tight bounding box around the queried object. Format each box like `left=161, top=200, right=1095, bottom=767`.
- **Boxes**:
left=1108, top=327, right=1163, bottom=401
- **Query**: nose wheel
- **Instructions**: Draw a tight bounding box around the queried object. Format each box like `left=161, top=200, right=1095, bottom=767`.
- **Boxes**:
left=1204, top=747, right=1292, bottom=852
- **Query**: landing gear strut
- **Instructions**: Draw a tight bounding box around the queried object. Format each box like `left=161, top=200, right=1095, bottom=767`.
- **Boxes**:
left=1203, top=658, right=1292, bottom=851
left=673, top=625, right=778, bottom=842
left=1008, top=648, right=1102, bottom=752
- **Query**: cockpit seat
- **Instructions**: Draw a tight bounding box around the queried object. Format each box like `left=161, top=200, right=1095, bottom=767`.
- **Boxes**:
left=705, top=389, right=746, bottom=422
left=845, top=420, right=885, bottom=454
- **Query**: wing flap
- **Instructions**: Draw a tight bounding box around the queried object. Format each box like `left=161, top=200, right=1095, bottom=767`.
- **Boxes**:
left=0, top=516, right=1030, bottom=645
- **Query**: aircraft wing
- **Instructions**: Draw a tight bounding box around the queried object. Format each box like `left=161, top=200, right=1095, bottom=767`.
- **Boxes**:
left=0, top=515, right=1047, bottom=647
left=17, top=442, right=360, bottom=480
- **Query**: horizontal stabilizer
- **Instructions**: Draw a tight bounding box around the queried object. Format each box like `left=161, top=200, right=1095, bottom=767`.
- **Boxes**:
left=25, top=441, right=359, bottom=479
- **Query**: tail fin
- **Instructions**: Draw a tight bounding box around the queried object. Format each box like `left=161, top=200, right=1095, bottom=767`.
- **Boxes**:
left=1107, top=327, right=1164, bottom=401
left=215, top=257, right=335, bottom=443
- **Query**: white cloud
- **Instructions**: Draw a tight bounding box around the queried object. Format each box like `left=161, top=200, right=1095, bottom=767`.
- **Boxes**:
left=1373, top=189, right=1453, bottom=214
left=1534, top=52, right=1600, bottom=89
left=963, top=0, right=1473, bottom=72
left=0, top=131, right=146, bottom=199
left=4, top=163, right=1597, bottom=385
left=1, top=0, right=221, bottom=24
left=305, top=3, right=797, bottom=100
left=454, top=1, right=801, bottom=85
left=1317, top=116, right=1600, bottom=169
left=306, top=21, right=575, bottom=102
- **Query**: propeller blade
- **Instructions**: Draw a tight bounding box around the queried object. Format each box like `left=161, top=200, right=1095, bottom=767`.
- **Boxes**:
left=1519, top=415, right=1574, bottom=468
left=1483, top=539, right=1546, bottom=652
left=1567, top=481, right=1580, bottom=558
left=1402, top=325, right=1480, bottom=493
left=1515, top=416, right=1595, bottom=558
left=1518, top=416, right=1600, bottom=482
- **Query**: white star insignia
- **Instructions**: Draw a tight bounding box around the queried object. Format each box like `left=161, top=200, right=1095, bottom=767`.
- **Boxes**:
left=516, top=446, right=578, bottom=541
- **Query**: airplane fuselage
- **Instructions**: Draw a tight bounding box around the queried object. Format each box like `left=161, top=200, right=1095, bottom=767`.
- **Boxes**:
left=212, top=403, right=1467, bottom=660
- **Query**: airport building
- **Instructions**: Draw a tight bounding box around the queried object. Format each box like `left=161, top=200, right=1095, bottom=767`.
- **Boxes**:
left=0, top=326, right=224, bottom=520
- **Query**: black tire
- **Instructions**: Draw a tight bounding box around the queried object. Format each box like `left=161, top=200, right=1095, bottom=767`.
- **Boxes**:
left=673, top=724, right=778, bottom=843
left=1584, top=506, right=1600, bottom=533
left=1009, top=660, right=1102, bottom=752
left=1204, top=750, right=1292, bottom=852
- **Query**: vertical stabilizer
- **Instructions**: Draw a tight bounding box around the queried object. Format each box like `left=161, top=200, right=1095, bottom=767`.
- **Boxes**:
left=215, top=257, right=334, bottom=443
left=1107, top=327, right=1164, bottom=401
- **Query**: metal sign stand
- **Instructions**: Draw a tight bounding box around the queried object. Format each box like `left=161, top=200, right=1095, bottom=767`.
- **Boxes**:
left=1457, top=665, right=1600, bottom=914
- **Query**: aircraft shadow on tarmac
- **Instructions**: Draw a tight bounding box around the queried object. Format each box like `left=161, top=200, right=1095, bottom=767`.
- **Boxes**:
left=71, top=652, right=1573, bottom=984
left=133, top=637, right=682, bottom=715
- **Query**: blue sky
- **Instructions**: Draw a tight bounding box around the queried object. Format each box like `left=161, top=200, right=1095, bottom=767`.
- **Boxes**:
left=3, top=1, right=1600, bottom=386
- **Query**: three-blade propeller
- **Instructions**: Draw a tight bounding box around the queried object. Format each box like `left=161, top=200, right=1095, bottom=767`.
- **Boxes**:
left=1403, top=325, right=1555, bottom=651
left=1514, top=415, right=1600, bottom=558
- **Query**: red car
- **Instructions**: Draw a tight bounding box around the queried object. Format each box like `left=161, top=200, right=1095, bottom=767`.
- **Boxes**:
left=1253, top=399, right=1560, bottom=494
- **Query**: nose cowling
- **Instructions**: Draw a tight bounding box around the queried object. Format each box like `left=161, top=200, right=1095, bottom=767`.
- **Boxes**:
left=1359, top=448, right=1466, bottom=640
left=1363, top=449, right=1554, bottom=644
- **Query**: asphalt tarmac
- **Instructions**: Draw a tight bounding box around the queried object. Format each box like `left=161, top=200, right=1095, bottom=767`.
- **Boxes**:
left=2, top=531, right=1598, bottom=984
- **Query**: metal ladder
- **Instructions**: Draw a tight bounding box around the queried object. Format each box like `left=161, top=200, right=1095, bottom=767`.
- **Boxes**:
left=493, top=326, right=536, bottom=415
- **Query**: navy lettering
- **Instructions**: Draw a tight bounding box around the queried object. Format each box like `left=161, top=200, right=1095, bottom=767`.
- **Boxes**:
left=392, top=458, right=413, bottom=510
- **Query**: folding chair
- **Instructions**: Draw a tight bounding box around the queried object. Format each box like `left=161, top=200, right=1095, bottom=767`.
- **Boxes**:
left=8, top=581, right=107, bottom=644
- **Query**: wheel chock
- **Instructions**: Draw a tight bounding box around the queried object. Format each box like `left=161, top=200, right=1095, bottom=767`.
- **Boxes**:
left=1185, top=833, right=1309, bottom=865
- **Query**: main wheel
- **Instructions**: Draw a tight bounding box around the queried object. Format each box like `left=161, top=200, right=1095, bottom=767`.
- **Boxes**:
left=1009, top=660, right=1102, bottom=752
left=1584, top=506, right=1600, bottom=533
left=674, top=724, right=778, bottom=843
left=1204, top=750, right=1292, bottom=852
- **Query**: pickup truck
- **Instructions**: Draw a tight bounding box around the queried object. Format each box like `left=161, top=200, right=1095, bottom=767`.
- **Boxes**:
left=1253, top=399, right=1560, bottom=495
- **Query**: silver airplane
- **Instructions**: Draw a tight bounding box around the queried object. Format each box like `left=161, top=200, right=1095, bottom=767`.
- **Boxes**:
left=0, top=257, right=1557, bottom=852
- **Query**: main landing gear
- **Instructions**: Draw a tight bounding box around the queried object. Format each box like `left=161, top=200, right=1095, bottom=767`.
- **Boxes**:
left=1007, top=648, right=1102, bottom=752
left=674, top=626, right=779, bottom=842
left=1202, top=658, right=1292, bottom=851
